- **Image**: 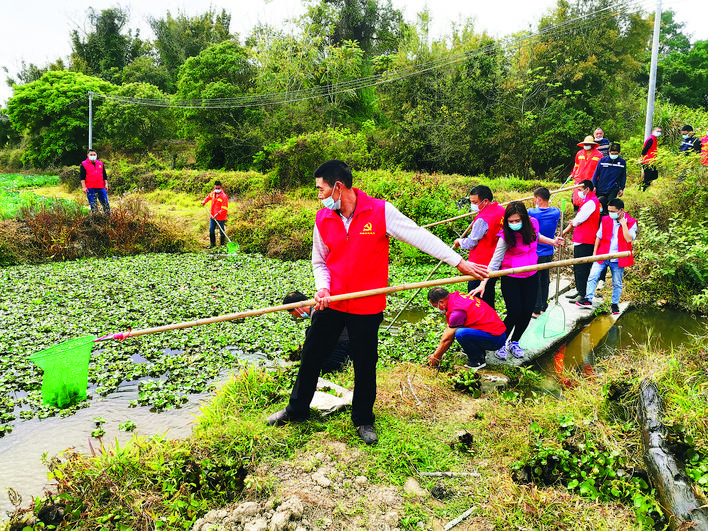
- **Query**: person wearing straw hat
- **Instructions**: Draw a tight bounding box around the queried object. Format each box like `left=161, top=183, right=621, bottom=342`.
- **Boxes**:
left=570, top=135, right=602, bottom=211
left=201, top=180, right=229, bottom=249
left=80, top=149, right=110, bottom=215
left=426, top=287, right=506, bottom=371
left=266, top=159, right=487, bottom=445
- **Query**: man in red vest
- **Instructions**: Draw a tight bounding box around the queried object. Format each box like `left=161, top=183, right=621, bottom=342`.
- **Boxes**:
left=266, top=160, right=487, bottom=444
left=640, top=126, right=662, bottom=191
left=575, top=198, right=637, bottom=314
left=562, top=180, right=600, bottom=302
left=453, top=185, right=505, bottom=309
left=80, top=149, right=110, bottom=215
left=426, top=288, right=506, bottom=370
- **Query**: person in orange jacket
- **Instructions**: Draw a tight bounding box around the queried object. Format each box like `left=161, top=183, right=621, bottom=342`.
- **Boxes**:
left=201, top=180, right=229, bottom=248
left=570, top=136, right=603, bottom=211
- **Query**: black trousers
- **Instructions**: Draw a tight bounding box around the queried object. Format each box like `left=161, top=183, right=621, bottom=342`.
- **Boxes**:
left=468, top=277, right=498, bottom=310
left=573, top=243, right=595, bottom=298
left=286, top=308, right=383, bottom=426
left=500, top=274, right=538, bottom=342
left=534, top=255, right=553, bottom=313
left=641, top=165, right=658, bottom=190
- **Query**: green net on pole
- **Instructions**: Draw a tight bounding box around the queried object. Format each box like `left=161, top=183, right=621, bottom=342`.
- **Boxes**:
left=519, top=305, right=566, bottom=351
left=29, top=336, right=95, bottom=408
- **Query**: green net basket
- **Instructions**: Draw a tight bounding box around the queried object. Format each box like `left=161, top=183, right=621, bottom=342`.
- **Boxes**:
left=227, top=241, right=239, bottom=255
left=29, top=335, right=96, bottom=408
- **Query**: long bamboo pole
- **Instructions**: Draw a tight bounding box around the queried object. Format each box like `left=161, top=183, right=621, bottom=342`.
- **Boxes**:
left=421, top=183, right=580, bottom=229
left=96, top=251, right=629, bottom=342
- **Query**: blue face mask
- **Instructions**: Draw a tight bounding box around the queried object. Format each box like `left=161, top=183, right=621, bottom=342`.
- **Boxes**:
left=321, top=183, right=342, bottom=210
left=609, top=212, right=620, bottom=220
left=508, top=222, right=523, bottom=231
left=610, top=154, right=619, bottom=160
left=682, top=134, right=690, bottom=139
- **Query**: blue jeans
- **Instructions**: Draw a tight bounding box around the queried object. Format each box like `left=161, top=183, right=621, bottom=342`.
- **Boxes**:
left=209, top=218, right=226, bottom=246
left=455, top=328, right=506, bottom=365
left=586, top=260, right=624, bottom=304
left=86, top=188, right=110, bottom=215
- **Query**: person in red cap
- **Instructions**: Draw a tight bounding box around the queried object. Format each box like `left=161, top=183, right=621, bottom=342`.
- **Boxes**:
left=569, top=136, right=602, bottom=211
left=201, top=180, right=229, bottom=248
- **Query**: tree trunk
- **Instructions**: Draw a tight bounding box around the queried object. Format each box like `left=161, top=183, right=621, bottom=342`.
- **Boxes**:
left=638, top=379, right=708, bottom=530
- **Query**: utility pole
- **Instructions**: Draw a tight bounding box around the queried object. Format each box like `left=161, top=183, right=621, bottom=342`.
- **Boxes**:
left=644, top=0, right=661, bottom=140
left=88, top=91, right=93, bottom=150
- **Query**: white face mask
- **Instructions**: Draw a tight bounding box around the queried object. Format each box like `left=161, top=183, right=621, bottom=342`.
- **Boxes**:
left=470, top=203, right=480, bottom=213
left=654, top=131, right=662, bottom=137
left=214, top=188, right=222, bottom=194
left=583, top=145, right=592, bottom=151
left=321, top=183, right=342, bottom=210
left=610, top=154, right=619, bottom=160
left=89, top=155, right=97, bottom=161
left=578, top=191, right=586, bottom=200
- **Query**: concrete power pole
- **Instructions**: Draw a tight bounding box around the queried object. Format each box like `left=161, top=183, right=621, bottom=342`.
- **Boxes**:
left=88, top=91, right=93, bottom=150
left=644, top=0, right=662, bottom=140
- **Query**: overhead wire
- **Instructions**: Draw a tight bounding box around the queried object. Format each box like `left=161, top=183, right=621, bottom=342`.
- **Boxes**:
left=92, top=0, right=655, bottom=110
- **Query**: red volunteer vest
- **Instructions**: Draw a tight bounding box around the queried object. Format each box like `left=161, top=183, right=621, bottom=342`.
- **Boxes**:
left=469, top=202, right=505, bottom=265
left=571, top=148, right=602, bottom=206
left=315, top=189, right=389, bottom=314
left=573, top=192, right=600, bottom=245
left=596, top=214, right=636, bottom=267
left=642, top=135, right=658, bottom=164
left=81, top=159, right=105, bottom=189
left=446, top=291, right=506, bottom=336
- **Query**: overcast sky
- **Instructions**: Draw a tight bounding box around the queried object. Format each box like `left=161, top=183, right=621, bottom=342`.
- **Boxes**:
left=1, top=0, right=705, bottom=107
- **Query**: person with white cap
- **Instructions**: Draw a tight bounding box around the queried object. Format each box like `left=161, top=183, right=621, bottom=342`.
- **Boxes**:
left=569, top=135, right=603, bottom=211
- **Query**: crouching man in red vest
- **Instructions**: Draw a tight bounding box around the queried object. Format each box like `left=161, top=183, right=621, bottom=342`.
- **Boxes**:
left=575, top=198, right=637, bottom=315
left=427, top=288, right=506, bottom=371
left=80, top=149, right=110, bottom=215
left=266, top=160, right=487, bottom=445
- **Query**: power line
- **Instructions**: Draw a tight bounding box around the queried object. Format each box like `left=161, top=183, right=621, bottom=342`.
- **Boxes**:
left=93, top=0, right=651, bottom=111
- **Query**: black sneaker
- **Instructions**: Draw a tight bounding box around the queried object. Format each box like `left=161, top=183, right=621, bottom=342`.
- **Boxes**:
left=357, top=424, right=378, bottom=445
left=575, top=298, right=593, bottom=308
left=464, top=361, right=486, bottom=371
left=611, top=304, right=620, bottom=315
left=564, top=290, right=578, bottom=299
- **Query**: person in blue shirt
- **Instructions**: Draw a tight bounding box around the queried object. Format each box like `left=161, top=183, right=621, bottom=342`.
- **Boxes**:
left=528, top=187, right=561, bottom=317
left=680, top=125, right=701, bottom=155
left=592, top=143, right=626, bottom=202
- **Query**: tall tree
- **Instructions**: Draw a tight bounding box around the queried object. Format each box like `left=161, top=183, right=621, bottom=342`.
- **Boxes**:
left=176, top=40, right=256, bottom=169
left=149, top=9, right=232, bottom=84
left=6, top=71, right=113, bottom=167
left=70, top=7, right=147, bottom=81
left=302, top=0, right=406, bottom=56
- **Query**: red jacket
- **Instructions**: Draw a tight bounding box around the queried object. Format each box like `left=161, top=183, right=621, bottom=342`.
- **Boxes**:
left=315, top=189, right=389, bottom=314
left=571, top=148, right=602, bottom=206
left=202, top=191, right=228, bottom=220
left=81, top=159, right=106, bottom=189
left=642, top=135, right=658, bottom=164
left=573, top=191, right=600, bottom=245
left=446, top=291, right=506, bottom=336
left=469, top=202, right=505, bottom=265
left=596, top=214, right=636, bottom=267
left=701, top=136, right=708, bottom=166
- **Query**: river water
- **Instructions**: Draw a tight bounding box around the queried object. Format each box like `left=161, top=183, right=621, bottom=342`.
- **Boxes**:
left=1, top=307, right=706, bottom=519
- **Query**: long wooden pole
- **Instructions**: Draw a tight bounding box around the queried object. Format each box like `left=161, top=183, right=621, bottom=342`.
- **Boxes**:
left=96, top=251, right=630, bottom=342
left=421, top=184, right=580, bottom=229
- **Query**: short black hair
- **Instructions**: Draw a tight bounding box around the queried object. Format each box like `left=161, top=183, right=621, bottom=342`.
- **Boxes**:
left=468, top=185, right=493, bottom=202
left=608, top=198, right=625, bottom=210
left=214, top=180, right=222, bottom=186
left=533, top=187, right=550, bottom=201
left=581, top=180, right=594, bottom=191
left=282, top=290, right=309, bottom=305
left=609, top=143, right=621, bottom=152
left=681, top=125, right=693, bottom=133
left=314, top=160, right=353, bottom=188
left=427, top=287, right=449, bottom=304
left=87, top=149, right=97, bottom=154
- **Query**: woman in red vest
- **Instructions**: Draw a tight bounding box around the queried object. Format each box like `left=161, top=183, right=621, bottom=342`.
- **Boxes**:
left=575, top=198, right=637, bottom=315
